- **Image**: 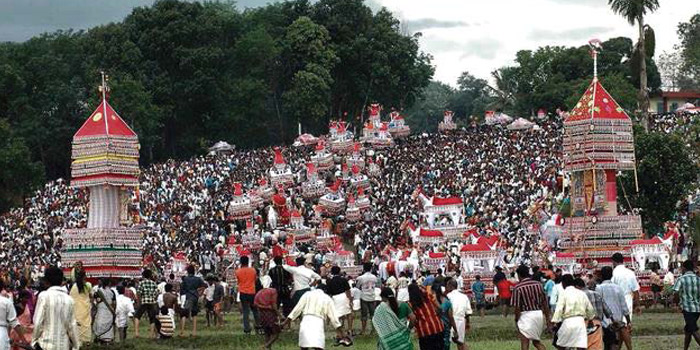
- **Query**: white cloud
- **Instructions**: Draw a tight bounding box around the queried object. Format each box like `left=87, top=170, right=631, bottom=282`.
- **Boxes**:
left=378, top=0, right=700, bottom=85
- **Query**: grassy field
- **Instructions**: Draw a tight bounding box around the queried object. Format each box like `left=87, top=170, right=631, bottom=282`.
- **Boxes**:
left=84, top=309, right=685, bottom=350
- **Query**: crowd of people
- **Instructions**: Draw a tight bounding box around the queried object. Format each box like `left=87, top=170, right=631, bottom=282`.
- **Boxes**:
left=3, top=251, right=700, bottom=350
left=0, top=111, right=698, bottom=350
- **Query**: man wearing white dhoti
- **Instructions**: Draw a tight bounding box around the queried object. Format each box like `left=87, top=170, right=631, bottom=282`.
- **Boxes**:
left=283, top=289, right=350, bottom=349
left=551, top=274, right=596, bottom=350
left=446, top=279, right=471, bottom=350
left=511, top=265, right=551, bottom=350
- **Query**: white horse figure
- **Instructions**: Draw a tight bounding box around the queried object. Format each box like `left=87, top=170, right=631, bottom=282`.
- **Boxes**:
left=267, top=205, right=277, bottom=229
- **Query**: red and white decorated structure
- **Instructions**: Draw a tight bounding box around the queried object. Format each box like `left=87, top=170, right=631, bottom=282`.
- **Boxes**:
left=438, top=110, right=457, bottom=132
left=301, top=162, right=326, bottom=199
left=361, top=104, right=394, bottom=148
left=228, top=182, right=253, bottom=220
left=311, top=140, right=334, bottom=171
left=62, top=73, right=143, bottom=278
left=269, top=147, right=294, bottom=187
left=319, top=179, right=346, bottom=216
left=388, top=110, right=411, bottom=138
left=329, top=121, right=354, bottom=154
left=413, top=190, right=469, bottom=242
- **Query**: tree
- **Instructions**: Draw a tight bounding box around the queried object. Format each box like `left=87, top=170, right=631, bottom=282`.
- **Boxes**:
left=450, top=72, right=490, bottom=120
left=0, top=119, right=45, bottom=212
left=618, top=132, right=698, bottom=234
left=608, top=0, right=660, bottom=130
left=676, top=14, right=700, bottom=90
left=403, top=81, right=454, bottom=132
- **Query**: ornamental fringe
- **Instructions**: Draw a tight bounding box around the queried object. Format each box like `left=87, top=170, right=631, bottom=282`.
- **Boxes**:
left=71, top=176, right=139, bottom=188
left=63, top=227, right=142, bottom=249
left=71, top=163, right=140, bottom=178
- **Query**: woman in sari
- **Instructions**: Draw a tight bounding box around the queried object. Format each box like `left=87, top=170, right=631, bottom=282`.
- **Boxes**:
left=93, top=278, right=116, bottom=343
left=433, top=283, right=459, bottom=350
left=68, top=270, right=92, bottom=345
left=372, top=287, right=414, bottom=350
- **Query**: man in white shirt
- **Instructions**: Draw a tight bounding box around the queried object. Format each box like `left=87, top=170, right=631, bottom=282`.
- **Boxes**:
left=611, top=253, right=639, bottom=350
left=115, top=285, right=135, bottom=342
left=32, top=267, right=80, bottom=350
left=282, top=289, right=349, bottom=349
left=446, top=279, right=471, bottom=350
left=611, top=253, right=640, bottom=316
left=1, top=279, right=24, bottom=350
left=283, top=256, right=321, bottom=310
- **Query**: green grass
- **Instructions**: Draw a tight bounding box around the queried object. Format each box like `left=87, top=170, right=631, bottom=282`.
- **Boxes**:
left=84, top=309, right=686, bottom=350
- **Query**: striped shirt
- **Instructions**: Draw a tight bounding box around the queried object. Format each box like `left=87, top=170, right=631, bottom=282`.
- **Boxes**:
left=674, top=272, right=700, bottom=313
left=32, top=286, right=80, bottom=350
left=410, top=289, right=444, bottom=338
left=511, top=278, right=548, bottom=312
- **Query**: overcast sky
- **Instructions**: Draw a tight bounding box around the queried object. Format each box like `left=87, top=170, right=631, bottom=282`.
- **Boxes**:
left=1, top=0, right=698, bottom=85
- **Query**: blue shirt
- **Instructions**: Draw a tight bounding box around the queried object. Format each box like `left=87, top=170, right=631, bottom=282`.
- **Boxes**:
left=544, top=279, right=554, bottom=297
left=471, top=281, right=485, bottom=303
left=596, top=280, right=629, bottom=327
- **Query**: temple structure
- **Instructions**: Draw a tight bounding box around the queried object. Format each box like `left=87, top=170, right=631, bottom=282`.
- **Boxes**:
left=415, top=190, right=469, bottom=242
left=438, top=110, right=457, bottom=132
left=269, top=147, right=294, bottom=187
left=311, top=140, right=334, bottom=171
left=329, top=121, right=353, bottom=154
left=361, top=103, right=394, bottom=147
left=388, top=110, right=410, bottom=138
left=301, top=162, right=326, bottom=199
left=62, top=73, right=143, bottom=278
left=557, top=41, right=644, bottom=272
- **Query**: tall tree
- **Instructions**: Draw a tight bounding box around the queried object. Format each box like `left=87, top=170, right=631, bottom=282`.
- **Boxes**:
left=0, top=119, right=45, bottom=212
left=676, top=14, right=700, bottom=90
left=608, top=0, right=659, bottom=130
left=618, top=132, right=698, bottom=234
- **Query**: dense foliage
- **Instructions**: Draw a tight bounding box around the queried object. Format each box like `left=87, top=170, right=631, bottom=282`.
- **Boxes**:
left=0, top=0, right=433, bottom=194
left=618, top=131, right=698, bottom=235
left=405, top=37, right=658, bottom=131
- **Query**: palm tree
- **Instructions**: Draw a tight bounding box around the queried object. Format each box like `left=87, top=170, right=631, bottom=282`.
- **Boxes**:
left=608, top=0, right=660, bottom=131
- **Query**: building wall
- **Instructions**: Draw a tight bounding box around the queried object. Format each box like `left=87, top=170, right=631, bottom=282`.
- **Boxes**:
left=649, top=97, right=699, bottom=113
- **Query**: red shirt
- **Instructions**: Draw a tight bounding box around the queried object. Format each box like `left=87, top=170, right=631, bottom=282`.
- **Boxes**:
left=236, top=267, right=257, bottom=295
left=410, top=289, right=444, bottom=338
left=497, top=279, right=514, bottom=299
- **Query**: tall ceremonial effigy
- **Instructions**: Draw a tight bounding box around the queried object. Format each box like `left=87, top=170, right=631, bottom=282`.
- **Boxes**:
left=559, top=40, right=643, bottom=270
left=62, top=74, right=143, bottom=278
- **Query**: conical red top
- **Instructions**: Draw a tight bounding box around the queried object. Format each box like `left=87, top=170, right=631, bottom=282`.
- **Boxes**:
left=306, top=162, right=316, bottom=175
left=74, top=98, right=137, bottom=138
left=351, top=164, right=360, bottom=175
left=315, top=140, right=325, bottom=151
left=566, top=78, right=630, bottom=122
left=353, top=142, right=361, bottom=153
left=273, top=147, right=285, bottom=165
left=233, top=182, right=243, bottom=196
left=347, top=194, right=355, bottom=204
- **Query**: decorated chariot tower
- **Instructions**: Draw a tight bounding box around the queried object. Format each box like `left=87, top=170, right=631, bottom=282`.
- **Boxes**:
left=62, top=73, right=143, bottom=278
left=559, top=40, right=644, bottom=270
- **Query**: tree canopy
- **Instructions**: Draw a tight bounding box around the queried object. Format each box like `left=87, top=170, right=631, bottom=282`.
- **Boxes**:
left=0, top=0, right=433, bottom=192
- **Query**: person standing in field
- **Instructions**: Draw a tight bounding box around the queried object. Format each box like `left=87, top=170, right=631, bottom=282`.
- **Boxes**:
left=611, top=253, right=639, bottom=350
left=470, top=275, right=485, bottom=318
left=674, top=260, right=700, bottom=350
left=511, top=265, right=550, bottom=350
left=236, top=256, right=259, bottom=334
left=355, top=263, right=379, bottom=336
left=179, top=264, right=207, bottom=337
left=32, top=266, right=80, bottom=350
